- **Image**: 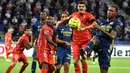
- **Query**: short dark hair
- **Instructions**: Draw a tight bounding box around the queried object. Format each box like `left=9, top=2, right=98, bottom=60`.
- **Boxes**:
left=111, top=6, right=118, bottom=13
left=62, top=12, right=69, bottom=16
left=24, top=26, right=30, bottom=31
left=78, top=1, right=87, bottom=7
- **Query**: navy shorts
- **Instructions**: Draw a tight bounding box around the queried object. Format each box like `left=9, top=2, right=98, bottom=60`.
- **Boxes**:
left=55, top=47, right=71, bottom=65
left=94, top=36, right=114, bottom=70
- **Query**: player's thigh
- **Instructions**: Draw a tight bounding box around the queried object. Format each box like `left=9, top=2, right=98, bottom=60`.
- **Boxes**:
left=12, top=53, right=19, bottom=63
left=20, top=53, right=28, bottom=63
left=63, top=50, right=71, bottom=64
left=37, top=51, right=51, bottom=65
left=72, top=43, right=80, bottom=59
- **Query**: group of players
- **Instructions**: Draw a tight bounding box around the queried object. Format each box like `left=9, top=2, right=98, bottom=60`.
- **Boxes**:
left=5, top=1, right=121, bottom=73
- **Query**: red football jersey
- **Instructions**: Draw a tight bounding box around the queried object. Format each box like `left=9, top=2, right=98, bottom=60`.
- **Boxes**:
left=13, top=34, right=29, bottom=54
left=36, top=24, right=55, bottom=54
left=70, top=12, right=95, bottom=42
left=5, top=32, right=12, bottom=48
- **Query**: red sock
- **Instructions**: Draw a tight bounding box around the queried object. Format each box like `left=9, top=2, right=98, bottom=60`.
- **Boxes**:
left=19, top=64, right=28, bottom=73
left=40, top=68, right=48, bottom=73
left=82, top=61, right=88, bottom=73
left=74, top=64, right=81, bottom=73
left=6, top=65, right=14, bottom=73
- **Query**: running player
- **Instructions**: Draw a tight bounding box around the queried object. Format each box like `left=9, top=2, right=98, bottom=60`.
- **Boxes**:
left=4, top=27, right=14, bottom=61
left=36, top=15, right=57, bottom=73
left=58, top=1, right=97, bottom=73
left=6, top=26, right=32, bottom=73
left=80, top=6, right=121, bottom=73
left=54, top=12, right=72, bottom=73
left=31, top=11, right=47, bottom=73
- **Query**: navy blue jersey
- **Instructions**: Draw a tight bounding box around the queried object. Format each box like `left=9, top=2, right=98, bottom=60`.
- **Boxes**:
left=96, top=18, right=121, bottom=43
left=56, top=25, right=72, bottom=48
left=32, top=21, right=45, bottom=39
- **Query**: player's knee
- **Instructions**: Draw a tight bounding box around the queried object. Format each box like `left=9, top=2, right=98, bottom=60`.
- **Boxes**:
left=33, top=56, right=38, bottom=60
left=40, top=62, right=49, bottom=69
left=11, top=62, right=16, bottom=66
left=56, top=65, right=62, bottom=69
left=64, top=62, right=69, bottom=70
left=49, top=65, right=55, bottom=72
left=24, top=62, right=29, bottom=66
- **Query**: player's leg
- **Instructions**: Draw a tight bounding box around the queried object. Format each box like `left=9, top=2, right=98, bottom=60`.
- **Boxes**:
left=98, top=39, right=113, bottom=73
left=48, top=64, right=55, bottom=73
left=72, top=43, right=81, bottom=73
left=19, top=54, right=29, bottom=73
left=63, top=48, right=71, bottom=73
left=6, top=62, right=16, bottom=73
left=100, top=66, right=108, bottom=73
left=54, top=47, right=65, bottom=73
left=54, top=64, right=62, bottom=73
left=64, top=62, right=69, bottom=73
left=40, top=62, right=49, bottom=73
left=92, top=52, right=98, bottom=64
left=6, top=54, right=17, bottom=73
left=31, top=46, right=37, bottom=73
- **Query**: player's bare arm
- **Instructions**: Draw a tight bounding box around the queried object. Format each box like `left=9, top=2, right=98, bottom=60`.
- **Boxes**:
left=44, top=30, right=57, bottom=48
left=94, top=24, right=117, bottom=39
left=78, top=21, right=97, bottom=31
left=55, top=35, right=71, bottom=48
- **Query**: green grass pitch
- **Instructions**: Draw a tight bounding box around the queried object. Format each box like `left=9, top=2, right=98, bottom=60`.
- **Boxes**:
left=0, top=57, right=130, bottom=73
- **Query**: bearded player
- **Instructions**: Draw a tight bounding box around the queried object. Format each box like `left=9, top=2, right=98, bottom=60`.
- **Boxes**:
left=58, top=1, right=97, bottom=73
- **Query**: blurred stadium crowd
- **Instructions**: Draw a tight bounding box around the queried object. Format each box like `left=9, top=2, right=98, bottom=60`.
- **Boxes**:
left=0, top=0, right=129, bottom=43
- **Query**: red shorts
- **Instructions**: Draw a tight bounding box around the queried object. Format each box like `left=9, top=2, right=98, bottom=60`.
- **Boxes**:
left=72, top=41, right=89, bottom=58
left=12, top=53, right=27, bottom=63
left=37, top=50, right=54, bottom=65
left=5, top=46, right=13, bottom=54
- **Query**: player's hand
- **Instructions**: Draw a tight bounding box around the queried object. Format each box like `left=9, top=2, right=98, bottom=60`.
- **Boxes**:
left=54, top=44, right=58, bottom=51
left=65, top=42, right=71, bottom=48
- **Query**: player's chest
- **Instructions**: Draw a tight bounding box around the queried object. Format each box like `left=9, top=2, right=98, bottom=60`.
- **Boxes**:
left=60, top=27, right=72, bottom=37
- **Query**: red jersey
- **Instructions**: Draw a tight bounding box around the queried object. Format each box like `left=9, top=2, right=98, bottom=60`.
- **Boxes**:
left=5, top=32, right=12, bottom=48
left=36, top=24, right=55, bottom=54
left=13, top=34, right=29, bottom=54
left=70, top=12, right=95, bottom=42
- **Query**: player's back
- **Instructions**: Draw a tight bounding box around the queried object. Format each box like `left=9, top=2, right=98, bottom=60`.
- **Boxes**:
left=70, top=12, right=95, bottom=42
left=13, top=34, right=29, bottom=53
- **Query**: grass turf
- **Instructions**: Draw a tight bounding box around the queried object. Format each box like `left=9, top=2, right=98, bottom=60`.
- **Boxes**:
left=0, top=57, right=130, bottom=73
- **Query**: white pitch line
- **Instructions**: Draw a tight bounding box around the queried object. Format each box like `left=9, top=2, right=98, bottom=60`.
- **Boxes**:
left=88, top=65, right=130, bottom=69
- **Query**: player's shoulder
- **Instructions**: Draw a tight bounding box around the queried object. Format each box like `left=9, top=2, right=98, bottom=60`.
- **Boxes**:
left=84, top=12, right=93, bottom=16
left=113, top=18, right=121, bottom=25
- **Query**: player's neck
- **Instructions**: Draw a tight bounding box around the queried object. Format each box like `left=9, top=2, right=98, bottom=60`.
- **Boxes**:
left=108, top=17, right=115, bottom=22
left=40, top=19, right=45, bottom=24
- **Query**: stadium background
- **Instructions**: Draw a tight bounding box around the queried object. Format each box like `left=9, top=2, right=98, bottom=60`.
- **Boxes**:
left=0, top=0, right=130, bottom=73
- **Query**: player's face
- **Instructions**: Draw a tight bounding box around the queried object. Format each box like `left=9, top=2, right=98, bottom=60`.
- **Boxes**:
left=77, top=4, right=86, bottom=14
left=46, top=16, right=53, bottom=25
left=40, top=12, right=47, bottom=20
left=107, top=7, right=116, bottom=19
left=25, top=29, right=31, bottom=36
left=9, top=28, right=14, bottom=34
left=61, top=14, right=68, bottom=20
